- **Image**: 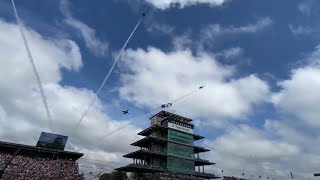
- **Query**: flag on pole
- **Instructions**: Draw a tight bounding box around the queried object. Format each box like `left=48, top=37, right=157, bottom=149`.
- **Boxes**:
left=290, top=171, right=294, bottom=180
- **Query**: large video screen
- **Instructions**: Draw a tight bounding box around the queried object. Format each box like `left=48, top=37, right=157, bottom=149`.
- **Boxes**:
left=36, top=132, right=68, bottom=150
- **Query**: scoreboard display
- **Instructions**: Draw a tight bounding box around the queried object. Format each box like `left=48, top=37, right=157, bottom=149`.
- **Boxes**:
left=36, top=132, right=68, bottom=150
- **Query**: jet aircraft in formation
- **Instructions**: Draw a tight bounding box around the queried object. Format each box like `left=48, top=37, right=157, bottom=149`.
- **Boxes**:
left=122, top=110, right=129, bottom=115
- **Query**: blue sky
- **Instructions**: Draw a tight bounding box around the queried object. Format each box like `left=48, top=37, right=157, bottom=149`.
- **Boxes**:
left=1, top=0, right=320, bottom=179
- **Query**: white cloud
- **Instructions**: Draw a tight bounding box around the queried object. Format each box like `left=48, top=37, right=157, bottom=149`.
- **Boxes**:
left=272, top=46, right=320, bottom=127
left=258, top=45, right=320, bottom=178
left=263, top=120, right=320, bottom=179
left=143, top=0, right=229, bottom=10
left=167, top=18, right=273, bottom=51
left=118, top=47, right=270, bottom=127
left=202, top=123, right=320, bottom=179
left=216, top=47, right=244, bottom=60
left=272, top=66, right=320, bottom=127
left=289, top=24, right=314, bottom=36
left=0, top=18, right=141, bottom=173
left=298, top=0, right=315, bottom=16
left=210, top=125, right=299, bottom=160
left=204, top=125, right=300, bottom=179
left=60, top=0, right=108, bottom=57
left=200, top=17, right=273, bottom=48
left=146, top=23, right=175, bottom=35
left=203, top=17, right=273, bottom=40
left=172, top=32, right=194, bottom=50
left=214, top=47, right=251, bottom=67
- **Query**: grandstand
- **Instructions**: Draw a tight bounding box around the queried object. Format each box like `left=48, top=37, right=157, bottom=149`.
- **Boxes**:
left=0, top=140, right=84, bottom=179
left=116, top=110, right=219, bottom=179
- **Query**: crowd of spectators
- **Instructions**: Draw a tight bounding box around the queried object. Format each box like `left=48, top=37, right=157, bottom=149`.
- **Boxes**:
left=0, top=152, right=84, bottom=180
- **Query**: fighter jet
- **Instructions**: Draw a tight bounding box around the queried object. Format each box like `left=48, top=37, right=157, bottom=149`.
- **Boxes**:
left=122, top=110, right=129, bottom=115
left=242, top=173, right=245, bottom=176
left=142, top=13, right=146, bottom=17
left=199, top=86, right=204, bottom=89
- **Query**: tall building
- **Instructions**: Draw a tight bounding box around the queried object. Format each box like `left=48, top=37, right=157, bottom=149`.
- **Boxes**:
left=116, top=111, right=219, bottom=179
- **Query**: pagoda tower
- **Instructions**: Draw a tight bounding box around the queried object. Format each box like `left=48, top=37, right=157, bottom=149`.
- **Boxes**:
left=116, top=110, right=219, bottom=179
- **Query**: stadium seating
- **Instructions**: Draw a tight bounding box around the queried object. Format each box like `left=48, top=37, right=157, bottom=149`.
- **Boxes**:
left=0, top=152, right=84, bottom=180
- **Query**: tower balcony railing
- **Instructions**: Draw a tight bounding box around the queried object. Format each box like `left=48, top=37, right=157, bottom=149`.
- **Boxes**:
left=140, top=149, right=211, bottom=162
left=127, top=163, right=166, bottom=170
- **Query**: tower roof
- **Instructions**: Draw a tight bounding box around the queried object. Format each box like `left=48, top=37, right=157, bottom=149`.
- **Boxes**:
left=150, top=110, right=193, bottom=122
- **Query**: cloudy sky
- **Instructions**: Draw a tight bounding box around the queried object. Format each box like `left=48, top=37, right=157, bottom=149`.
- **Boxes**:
left=0, top=0, right=320, bottom=179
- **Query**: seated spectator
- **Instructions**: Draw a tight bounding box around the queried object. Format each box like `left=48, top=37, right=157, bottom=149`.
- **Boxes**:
left=0, top=152, right=84, bottom=180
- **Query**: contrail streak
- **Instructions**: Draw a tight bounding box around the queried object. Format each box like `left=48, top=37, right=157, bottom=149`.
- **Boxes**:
left=171, top=89, right=198, bottom=103
left=11, top=0, right=53, bottom=131
left=75, top=17, right=143, bottom=130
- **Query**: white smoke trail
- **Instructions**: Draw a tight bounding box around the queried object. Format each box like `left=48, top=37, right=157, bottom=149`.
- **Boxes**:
left=11, top=0, right=53, bottom=131
left=75, top=17, right=144, bottom=130
left=171, top=89, right=198, bottom=103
